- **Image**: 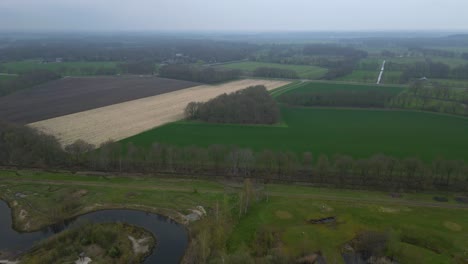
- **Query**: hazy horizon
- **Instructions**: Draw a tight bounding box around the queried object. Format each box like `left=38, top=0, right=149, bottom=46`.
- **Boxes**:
left=2, top=0, right=468, bottom=32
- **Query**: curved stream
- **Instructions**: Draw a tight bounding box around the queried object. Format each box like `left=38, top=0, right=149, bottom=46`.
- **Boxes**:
left=0, top=200, right=188, bottom=263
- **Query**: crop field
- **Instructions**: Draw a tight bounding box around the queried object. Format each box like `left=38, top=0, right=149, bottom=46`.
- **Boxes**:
left=0, top=74, right=17, bottom=81
left=337, top=70, right=379, bottom=83
left=1, top=60, right=119, bottom=75
left=29, top=79, right=290, bottom=146
left=121, top=105, right=468, bottom=161
left=219, top=61, right=328, bottom=79
left=0, top=76, right=199, bottom=123
left=121, top=82, right=468, bottom=161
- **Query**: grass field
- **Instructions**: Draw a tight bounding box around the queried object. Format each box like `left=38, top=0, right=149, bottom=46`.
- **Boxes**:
left=0, top=75, right=17, bottom=81
left=337, top=70, right=379, bottom=83
left=1, top=170, right=467, bottom=263
left=219, top=61, right=328, bottom=79
left=119, top=82, right=468, bottom=161
left=1, top=60, right=119, bottom=75
left=121, top=105, right=468, bottom=161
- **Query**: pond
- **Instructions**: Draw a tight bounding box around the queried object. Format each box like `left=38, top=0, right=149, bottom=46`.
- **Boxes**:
left=0, top=200, right=188, bottom=263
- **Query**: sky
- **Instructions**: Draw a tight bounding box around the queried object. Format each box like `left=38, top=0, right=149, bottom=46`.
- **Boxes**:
left=1, top=0, right=468, bottom=32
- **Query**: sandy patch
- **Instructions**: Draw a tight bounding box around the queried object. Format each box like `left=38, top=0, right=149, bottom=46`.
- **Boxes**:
left=74, top=257, right=92, bottom=264
left=128, top=236, right=152, bottom=254
left=72, top=189, right=89, bottom=198
left=378, top=207, right=399, bottom=213
left=29, top=79, right=290, bottom=146
left=443, top=221, right=462, bottom=231
left=319, top=204, right=334, bottom=212
left=275, top=210, right=292, bottom=219
left=18, top=209, right=28, bottom=221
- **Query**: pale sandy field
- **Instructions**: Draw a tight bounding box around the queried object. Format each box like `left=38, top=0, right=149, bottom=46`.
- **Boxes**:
left=29, top=79, right=290, bottom=146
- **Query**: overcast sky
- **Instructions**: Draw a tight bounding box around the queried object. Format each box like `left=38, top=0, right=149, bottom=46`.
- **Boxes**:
left=1, top=0, right=468, bottom=32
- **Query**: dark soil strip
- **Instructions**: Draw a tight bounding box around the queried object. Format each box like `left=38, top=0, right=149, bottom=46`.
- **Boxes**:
left=0, top=76, right=199, bottom=124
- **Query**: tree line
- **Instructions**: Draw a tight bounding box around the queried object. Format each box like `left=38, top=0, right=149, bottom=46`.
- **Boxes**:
left=185, top=85, right=280, bottom=124
left=0, top=121, right=467, bottom=192
left=0, top=70, right=61, bottom=96
left=389, top=80, right=468, bottom=116
left=386, top=60, right=468, bottom=83
left=0, top=37, right=257, bottom=64
left=279, top=90, right=395, bottom=108
left=159, top=64, right=241, bottom=83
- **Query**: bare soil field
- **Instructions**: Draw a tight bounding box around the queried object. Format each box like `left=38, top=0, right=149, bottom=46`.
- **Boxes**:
left=0, top=76, right=199, bottom=123
left=29, top=79, right=290, bottom=146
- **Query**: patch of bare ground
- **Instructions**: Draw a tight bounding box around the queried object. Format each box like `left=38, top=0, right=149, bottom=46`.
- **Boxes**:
left=128, top=236, right=152, bottom=254
left=29, top=79, right=290, bottom=146
left=275, top=210, right=293, bottom=219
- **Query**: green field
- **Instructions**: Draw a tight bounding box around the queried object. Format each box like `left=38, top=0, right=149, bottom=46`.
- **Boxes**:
left=122, top=105, right=468, bottom=161
left=229, top=195, right=468, bottom=263
left=1, top=60, right=119, bottom=75
left=337, top=70, right=379, bottom=83
left=0, top=74, right=17, bottom=81
left=1, top=170, right=467, bottom=263
left=120, top=82, right=468, bottom=161
left=219, top=61, right=328, bottom=79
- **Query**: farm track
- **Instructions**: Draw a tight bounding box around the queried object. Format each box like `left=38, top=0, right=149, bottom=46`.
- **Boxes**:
left=0, top=76, right=199, bottom=123
left=29, top=79, right=290, bottom=146
left=2, top=177, right=467, bottom=210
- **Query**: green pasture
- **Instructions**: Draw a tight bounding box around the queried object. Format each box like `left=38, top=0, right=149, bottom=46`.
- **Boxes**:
left=336, top=70, right=379, bottom=83
left=121, top=105, right=468, bottom=161
left=228, top=195, right=468, bottom=263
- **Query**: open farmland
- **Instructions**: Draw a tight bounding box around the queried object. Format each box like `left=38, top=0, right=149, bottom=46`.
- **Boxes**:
left=29, top=79, right=290, bottom=146
left=122, top=82, right=468, bottom=161
left=218, top=61, right=328, bottom=79
left=0, top=76, right=199, bottom=123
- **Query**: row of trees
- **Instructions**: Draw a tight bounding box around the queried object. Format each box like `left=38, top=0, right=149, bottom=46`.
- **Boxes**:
left=1, top=122, right=467, bottom=192
left=278, top=90, right=395, bottom=108
left=185, top=86, right=280, bottom=124
left=77, top=142, right=468, bottom=191
left=117, top=61, right=155, bottom=75
left=159, top=64, right=241, bottom=83
left=389, top=81, right=468, bottom=116
left=0, top=69, right=61, bottom=96
left=0, top=38, right=257, bottom=64
left=252, top=67, right=298, bottom=79
left=387, top=60, right=468, bottom=83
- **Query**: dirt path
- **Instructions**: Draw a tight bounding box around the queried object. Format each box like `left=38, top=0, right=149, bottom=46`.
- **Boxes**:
left=29, top=79, right=289, bottom=146
left=2, top=177, right=467, bottom=210
left=376, top=60, right=386, bottom=84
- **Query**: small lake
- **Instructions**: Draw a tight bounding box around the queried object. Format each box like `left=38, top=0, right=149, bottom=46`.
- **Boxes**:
left=0, top=200, right=188, bottom=263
